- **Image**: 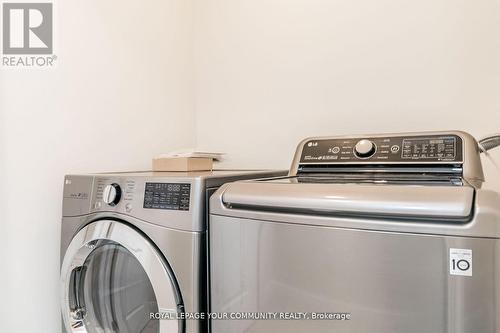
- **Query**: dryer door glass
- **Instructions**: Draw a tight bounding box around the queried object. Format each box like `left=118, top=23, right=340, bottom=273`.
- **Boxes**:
left=61, top=220, right=182, bottom=333
left=78, top=241, right=159, bottom=333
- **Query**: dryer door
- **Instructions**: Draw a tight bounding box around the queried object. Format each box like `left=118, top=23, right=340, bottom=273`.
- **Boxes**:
left=60, top=220, right=183, bottom=333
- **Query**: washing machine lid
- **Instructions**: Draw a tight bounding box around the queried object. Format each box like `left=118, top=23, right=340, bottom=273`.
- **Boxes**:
left=60, top=220, right=183, bottom=333
left=219, top=180, right=475, bottom=222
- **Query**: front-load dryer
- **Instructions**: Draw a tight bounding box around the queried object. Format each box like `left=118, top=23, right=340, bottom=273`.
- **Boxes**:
left=60, top=170, right=284, bottom=333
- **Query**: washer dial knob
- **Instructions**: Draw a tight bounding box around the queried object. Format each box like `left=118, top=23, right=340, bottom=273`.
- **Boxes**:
left=103, top=183, right=122, bottom=206
left=355, top=139, right=376, bottom=158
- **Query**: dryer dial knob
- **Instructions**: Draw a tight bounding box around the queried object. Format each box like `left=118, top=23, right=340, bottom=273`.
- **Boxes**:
left=103, top=183, right=122, bottom=206
left=355, top=139, right=376, bottom=158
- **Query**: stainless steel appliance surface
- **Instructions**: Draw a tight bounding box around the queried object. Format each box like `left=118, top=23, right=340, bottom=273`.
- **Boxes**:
left=209, top=131, right=500, bottom=333
left=60, top=169, right=285, bottom=333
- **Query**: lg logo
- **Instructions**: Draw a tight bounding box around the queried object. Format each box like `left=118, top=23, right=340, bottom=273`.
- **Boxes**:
left=2, top=3, right=53, bottom=54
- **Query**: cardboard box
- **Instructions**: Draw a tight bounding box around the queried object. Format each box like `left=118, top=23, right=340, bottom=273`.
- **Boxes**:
left=152, top=157, right=213, bottom=172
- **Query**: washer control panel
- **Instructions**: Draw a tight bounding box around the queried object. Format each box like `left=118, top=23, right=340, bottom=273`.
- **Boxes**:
left=300, top=134, right=463, bottom=163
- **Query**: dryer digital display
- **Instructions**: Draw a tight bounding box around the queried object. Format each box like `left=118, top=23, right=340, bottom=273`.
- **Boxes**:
left=143, top=182, right=190, bottom=211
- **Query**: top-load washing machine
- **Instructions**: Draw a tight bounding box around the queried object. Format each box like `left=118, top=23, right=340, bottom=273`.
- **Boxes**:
left=209, top=131, right=500, bottom=333
left=60, top=169, right=284, bottom=333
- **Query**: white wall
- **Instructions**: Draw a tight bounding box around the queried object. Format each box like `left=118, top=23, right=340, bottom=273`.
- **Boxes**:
left=193, top=0, right=500, bottom=189
left=0, top=0, right=194, bottom=332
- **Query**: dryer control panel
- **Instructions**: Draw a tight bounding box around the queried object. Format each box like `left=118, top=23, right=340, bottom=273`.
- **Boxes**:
left=62, top=170, right=287, bottom=232
left=92, top=178, right=193, bottom=213
left=300, top=134, right=463, bottom=163
left=143, top=182, right=191, bottom=211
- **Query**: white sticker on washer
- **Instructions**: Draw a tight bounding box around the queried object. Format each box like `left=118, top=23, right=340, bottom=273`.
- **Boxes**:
left=449, top=248, right=472, bottom=276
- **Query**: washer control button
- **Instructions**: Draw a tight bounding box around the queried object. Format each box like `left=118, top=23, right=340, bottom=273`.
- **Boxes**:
left=391, top=145, right=400, bottom=153
left=355, top=139, right=376, bottom=158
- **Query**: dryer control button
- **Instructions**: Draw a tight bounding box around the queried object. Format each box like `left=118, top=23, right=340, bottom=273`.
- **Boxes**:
left=103, top=183, right=122, bottom=206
